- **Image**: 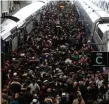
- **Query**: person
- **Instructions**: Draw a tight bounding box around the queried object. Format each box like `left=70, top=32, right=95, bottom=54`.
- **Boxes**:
left=28, top=79, right=40, bottom=94
left=44, top=96, right=53, bottom=104
left=23, top=87, right=33, bottom=104
left=9, top=78, right=21, bottom=94
left=72, top=94, right=85, bottom=104
left=17, top=92, right=26, bottom=104
left=2, top=97, right=8, bottom=104
left=30, top=98, right=40, bottom=104
left=9, top=93, right=19, bottom=104
left=60, top=93, right=69, bottom=104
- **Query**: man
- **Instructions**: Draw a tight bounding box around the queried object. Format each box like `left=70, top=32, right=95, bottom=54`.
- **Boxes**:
left=10, top=78, right=21, bottom=94
left=23, top=87, right=33, bottom=104
left=72, top=94, right=85, bottom=104
left=28, top=79, right=40, bottom=94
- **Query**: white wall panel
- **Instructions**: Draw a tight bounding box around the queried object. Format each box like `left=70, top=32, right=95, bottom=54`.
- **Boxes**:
left=1, top=1, right=9, bottom=13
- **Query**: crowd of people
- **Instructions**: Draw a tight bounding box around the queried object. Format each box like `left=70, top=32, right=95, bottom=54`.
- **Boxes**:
left=2, top=1, right=109, bottom=104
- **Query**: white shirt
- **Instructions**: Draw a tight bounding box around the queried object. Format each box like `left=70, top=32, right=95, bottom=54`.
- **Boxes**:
left=97, top=80, right=104, bottom=89
left=29, top=83, right=40, bottom=94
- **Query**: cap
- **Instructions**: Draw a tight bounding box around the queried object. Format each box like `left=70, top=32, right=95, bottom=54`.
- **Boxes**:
left=20, top=53, right=25, bottom=56
left=12, top=58, right=16, bottom=61
left=56, top=68, right=60, bottom=71
left=13, top=72, right=17, bottom=76
left=32, top=99, right=37, bottom=103
left=43, top=80, right=48, bottom=83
